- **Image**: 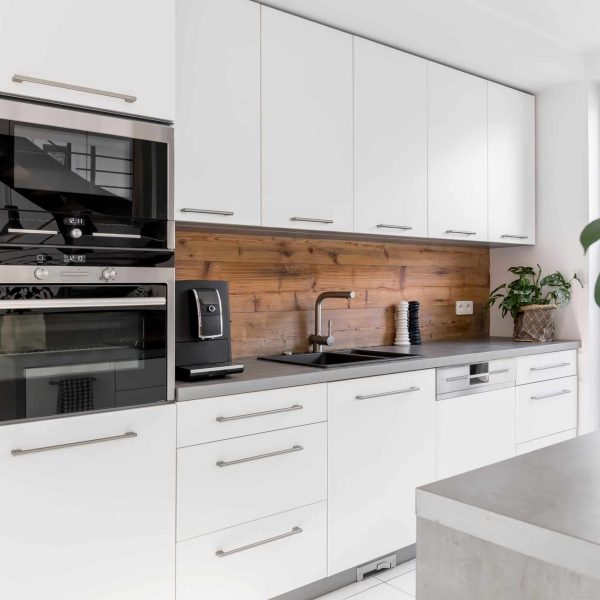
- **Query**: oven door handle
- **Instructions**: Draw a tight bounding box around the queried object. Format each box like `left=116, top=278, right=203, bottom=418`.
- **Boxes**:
left=0, top=297, right=166, bottom=310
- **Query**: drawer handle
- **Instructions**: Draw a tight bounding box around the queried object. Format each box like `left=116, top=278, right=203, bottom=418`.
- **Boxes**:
left=180, top=208, right=235, bottom=216
left=445, top=230, right=477, bottom=236
left=215, top=527, right=303, bottom=557
left=216, top=404, right=303, bottom=422
left=530, top=389, right=571, bottom=401
left=7, top=228, right=58, bottom=235
left=12, top=74, right=137, bottom=103
left=92, top=232, right=142, bottom=239
left=216, top=445, right=303, bottom=468
left=530, top=362, right=570, bottom=371
left=11, top=431, right=137, bottom=456
left=490, top=368, right=510, bottom=375
left=376, top=224, right=413, bottom=231
left=356, top=386, right=420, bottom=400
left=501, top=234, right=529, bottom=240
left=290, top=217, right=334, bottom=224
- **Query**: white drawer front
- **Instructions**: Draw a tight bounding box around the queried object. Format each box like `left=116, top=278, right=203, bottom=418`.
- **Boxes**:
left=516, top=376, right=577, bottom=443
left=516, top=350, right=576, bottom=385
left=177, top=422, right=327, bottom=540
left=177, top=384, right=326, bottom=447
left=517, top=429, right=577, bottom=455
left=176, top=501, right=327, bottom=600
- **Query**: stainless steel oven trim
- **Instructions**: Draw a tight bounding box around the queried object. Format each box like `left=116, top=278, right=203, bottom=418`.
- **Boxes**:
left=0, top=96, right=174, bottom=223
left=0, top=264, right=175, bottom=402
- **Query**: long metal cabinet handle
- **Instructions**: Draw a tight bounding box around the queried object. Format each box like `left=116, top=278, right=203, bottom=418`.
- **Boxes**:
left=501, top=234, right=529, bottom=239
left=12, top=74, right=137, bottom=103
left=530, top=362, right=570, bottom=371
left=530, top=389, right=571, bottom=400
left=290, top=217, right=334, bottom=224
left=216, top=445, right=303, bottom=467
left=489, top=368, right=510, bottom=375
left=180, top=208, right=235, bottom=216
left=215, top=527, right=303, bottom=557
left=11, top=431, right=137, bottom=456
left=376, top=224, right=413, bottom=230
left=216, top=405, right=303, bottom=422
left=445, top=230, right=477, bottom=236
left=7, top=228, right=58, bottom=235
left=0, top=297, right=165, bottom=310
left=356, top=386, right=420, bottom=400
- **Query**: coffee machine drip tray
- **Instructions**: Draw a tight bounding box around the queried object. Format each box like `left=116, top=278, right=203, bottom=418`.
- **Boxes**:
left=176, top=362, right=245, bottom=381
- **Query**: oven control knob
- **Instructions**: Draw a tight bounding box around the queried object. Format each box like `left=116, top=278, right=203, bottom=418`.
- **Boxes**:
left=70, top=228, right=83, bottom=239
left=101, top=267, right=117, bottom=281
left=34, top=267, right=49, bottom=280
left=207, top=305, right=216, bottom=313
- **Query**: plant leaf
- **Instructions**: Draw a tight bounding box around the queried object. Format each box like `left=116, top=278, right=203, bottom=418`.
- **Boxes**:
left=581, top=219, right=600, bottom=253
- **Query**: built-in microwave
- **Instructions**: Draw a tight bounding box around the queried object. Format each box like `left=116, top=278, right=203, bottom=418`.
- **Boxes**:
left=0, top=97, right=173, bottom=251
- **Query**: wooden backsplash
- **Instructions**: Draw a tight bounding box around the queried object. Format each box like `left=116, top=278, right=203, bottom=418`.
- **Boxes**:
left=175, top=228, right=490, bottom=358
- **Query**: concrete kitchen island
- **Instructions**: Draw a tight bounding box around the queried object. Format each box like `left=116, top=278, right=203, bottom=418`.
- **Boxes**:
left=416, top=433, right=600, bottom=599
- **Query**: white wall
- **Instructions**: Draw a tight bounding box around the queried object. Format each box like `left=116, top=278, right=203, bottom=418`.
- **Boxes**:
left=490, top=81, right=600, bottom=434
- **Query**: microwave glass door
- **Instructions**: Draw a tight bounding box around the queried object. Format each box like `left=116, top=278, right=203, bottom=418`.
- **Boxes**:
left=0, top=284, right=167, bottom=423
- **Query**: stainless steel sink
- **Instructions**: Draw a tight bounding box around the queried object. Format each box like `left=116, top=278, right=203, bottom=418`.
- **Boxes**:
left=258, top=348, right=422, bottom=369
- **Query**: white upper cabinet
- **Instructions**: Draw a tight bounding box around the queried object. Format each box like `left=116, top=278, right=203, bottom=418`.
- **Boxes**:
left=0, top=0, right=174, bottom=121
left=354, top=38, right=428, bottom=238
left=175, top=0, right=261, bottom=225
left=428, top=63, right=488, bottom=242
left=488, top=83, right=535, bottom=244
left=261, top=7, right=354, bottom=232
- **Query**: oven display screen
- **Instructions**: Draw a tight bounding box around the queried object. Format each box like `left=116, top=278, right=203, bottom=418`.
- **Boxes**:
left=63, top=254, right=86, bottom=264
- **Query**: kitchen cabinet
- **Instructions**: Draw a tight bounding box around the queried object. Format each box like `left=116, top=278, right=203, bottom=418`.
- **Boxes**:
left=488, top=83, right=535, bottom=244
left=516, top=429, right=577, bottom=455
left=261, top=7, right=353, bottom=232
left=0, top=404, right=176, bottom=600
left=516, top=349, right=577, bottom=385
left=0, top=0, right=174, bottom=121
left=435, top=387, right=516, bottom=480
left=175, top=0, right=261, bottom=225
left=428, top=63, right=488, bottom=242
left=177, top=501, right=327, bottom=600
left=354, top=38, right=428, bottom=238
left=177, top=422, right=327, bottom=540
left=327, top=370, right=436, bottom=575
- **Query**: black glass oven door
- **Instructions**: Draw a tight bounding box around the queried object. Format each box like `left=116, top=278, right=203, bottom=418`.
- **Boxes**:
left=0, top=284, right=167, bottom=423
left=0, top=120, right=169, bottom=248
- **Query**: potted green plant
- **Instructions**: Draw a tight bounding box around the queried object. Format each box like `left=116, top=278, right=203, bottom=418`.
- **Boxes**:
left=487, top=265, right=582, bottom=342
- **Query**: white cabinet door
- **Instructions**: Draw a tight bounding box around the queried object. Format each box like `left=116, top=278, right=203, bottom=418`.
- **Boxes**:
left=0, top=405, right=176, bottom=600
left=354, top=38, right=428, bottom=238
left=0, top=0, right=174, bottom=121
left=175, top=0, right=261, bottom=225
left=428, top=63, right=488, bottom=242
left=328, top=370, right=436, bottom=575
left=435, top=387, right=516, bottom=480
left=177, top=501, right=327, bottom=600
left=488, top=83, right=535, bottom=244
left=261, top=7, right=353, bottom=232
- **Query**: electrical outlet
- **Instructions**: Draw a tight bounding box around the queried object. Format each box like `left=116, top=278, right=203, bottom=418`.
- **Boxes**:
left=456, top=300, right=473, bottom=315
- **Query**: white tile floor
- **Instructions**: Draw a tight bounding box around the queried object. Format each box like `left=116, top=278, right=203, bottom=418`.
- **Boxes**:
left=315, top=559, right=416, bottom=600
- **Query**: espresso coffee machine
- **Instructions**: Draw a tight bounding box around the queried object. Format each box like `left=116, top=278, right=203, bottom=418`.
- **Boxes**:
left=175, top=280, right=244, bottom=381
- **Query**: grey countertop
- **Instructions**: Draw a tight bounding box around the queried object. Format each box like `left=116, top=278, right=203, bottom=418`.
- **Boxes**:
left=418, top=433, right=600, bottom=547
left=176, top=337, right=580, bottom=401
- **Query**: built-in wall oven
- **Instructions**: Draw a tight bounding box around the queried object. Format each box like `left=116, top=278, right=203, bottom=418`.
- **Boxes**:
left=0, top=99, right=174, bottom=424
left=0, top=261, right=174, bottom=424
left=0, top=97, right=173, bottom=250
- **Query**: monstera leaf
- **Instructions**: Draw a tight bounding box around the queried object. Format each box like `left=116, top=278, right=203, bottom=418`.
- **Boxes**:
left=581, top=218, right=600, bottom=306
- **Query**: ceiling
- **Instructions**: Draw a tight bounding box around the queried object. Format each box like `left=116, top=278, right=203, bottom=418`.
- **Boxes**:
left=256, top=0, right=600, bottom=91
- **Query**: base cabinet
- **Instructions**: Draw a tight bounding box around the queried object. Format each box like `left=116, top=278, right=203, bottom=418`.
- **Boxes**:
left=176, top=501, right=327, bottom=600
left=327, top=370, right=436, bottom=575
left=0, top=404, right=176, bottom=600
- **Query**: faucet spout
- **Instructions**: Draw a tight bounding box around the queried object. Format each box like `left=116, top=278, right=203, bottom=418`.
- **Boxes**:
left=309, top=291, right=356, bottom=353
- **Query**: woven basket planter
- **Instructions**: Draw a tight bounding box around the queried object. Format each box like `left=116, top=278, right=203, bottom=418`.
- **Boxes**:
left=513, top=304, right=557, bottom=342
